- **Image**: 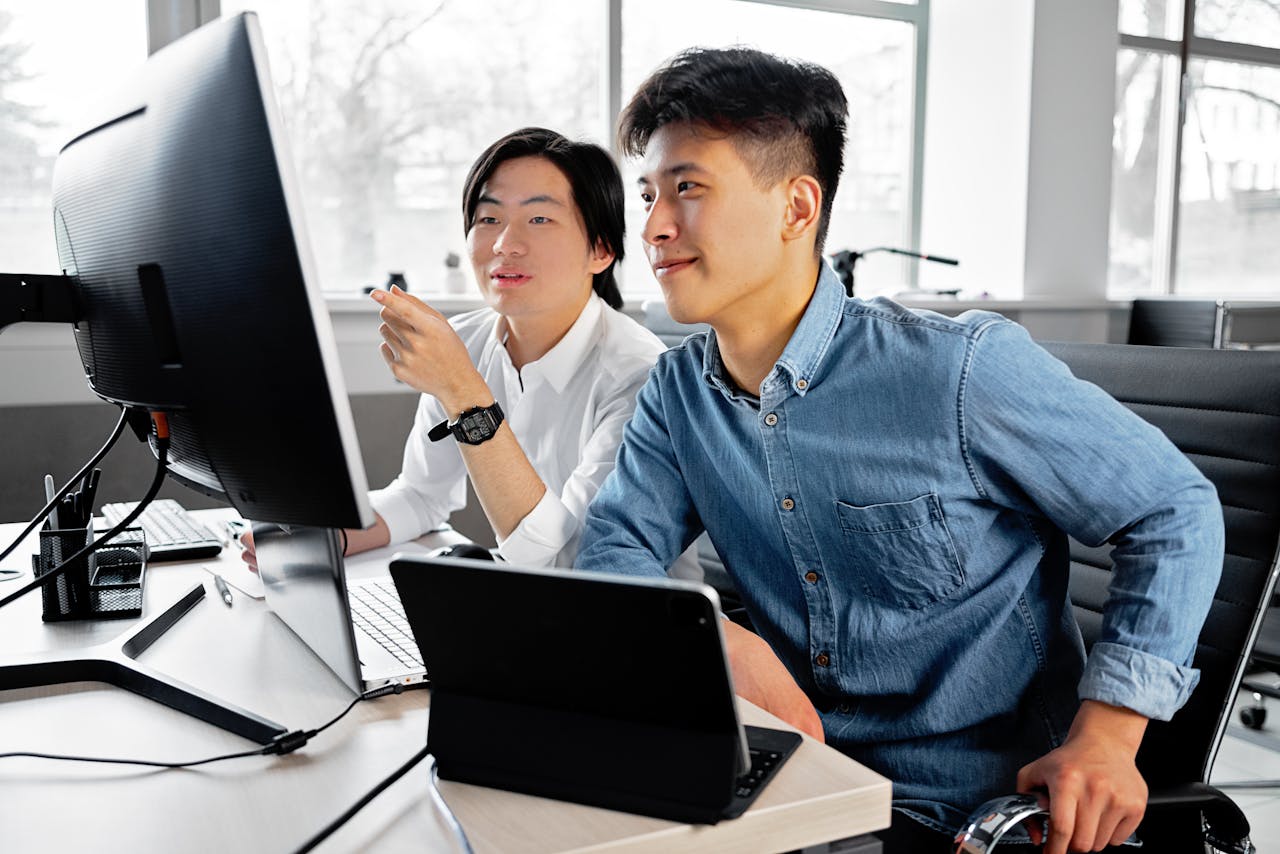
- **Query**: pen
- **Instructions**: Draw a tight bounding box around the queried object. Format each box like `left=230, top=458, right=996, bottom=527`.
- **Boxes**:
left=44, top=474, right=60, bottom=529
left=82, top=468, right=102, bottom=519
left=212, top=573, right=234, bottom=607
left=224, top=518, right=248, bottom=546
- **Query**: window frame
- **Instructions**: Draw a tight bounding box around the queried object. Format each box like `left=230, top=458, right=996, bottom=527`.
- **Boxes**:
left=161, top=0, right=929, bottom=292
left=1119, top=0, right=1280, bottom=294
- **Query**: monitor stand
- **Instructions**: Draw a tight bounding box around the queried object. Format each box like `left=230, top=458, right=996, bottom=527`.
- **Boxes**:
left=0, top=582, right=287, bottom=744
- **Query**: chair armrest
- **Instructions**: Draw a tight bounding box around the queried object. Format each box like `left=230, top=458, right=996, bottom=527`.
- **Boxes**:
left=1147, top=782, right=1255, bottom=854
left=953, top=785, right=1255, bottom=854
left=953, top=792, right=1048, bottom=853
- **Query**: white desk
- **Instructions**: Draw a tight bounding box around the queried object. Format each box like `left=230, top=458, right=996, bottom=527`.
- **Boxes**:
left=0, top=511, right=891, bottom=853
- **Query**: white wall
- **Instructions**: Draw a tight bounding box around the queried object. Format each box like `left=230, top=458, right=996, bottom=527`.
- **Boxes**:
left=1023, top=0, right=1119, bottom=299
left=920, top=0, right=1119, bottom=302
left=919, top=0, right=1034, bottom=296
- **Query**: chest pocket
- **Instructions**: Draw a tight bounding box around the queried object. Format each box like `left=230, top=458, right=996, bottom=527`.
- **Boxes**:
left=834, top=493, right=965, bottom=610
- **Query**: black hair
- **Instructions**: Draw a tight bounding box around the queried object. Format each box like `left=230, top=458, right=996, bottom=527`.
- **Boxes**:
left=619, top=47, right=848, bottom=254
left=462, top=127, right=625, bottom=310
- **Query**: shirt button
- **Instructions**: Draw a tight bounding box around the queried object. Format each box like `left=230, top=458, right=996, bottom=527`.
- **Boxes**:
left=815, top=652, right=830, bottom=667
left=796, top=378, right=808, bottom=390
left=780, top=497, right=795, bottom=511
left=764, top=412, right=778, bottom=427
left=804, top=571, right=819, bottom=584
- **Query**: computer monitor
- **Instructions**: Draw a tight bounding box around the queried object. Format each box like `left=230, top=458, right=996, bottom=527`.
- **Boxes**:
left=47, top=11, right=372, bottom=530
left=0, top=11, right=374, bottom=746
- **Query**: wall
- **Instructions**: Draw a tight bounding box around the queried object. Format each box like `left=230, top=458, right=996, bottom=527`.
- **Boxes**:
left=920, top=0, right=1120, bottom=301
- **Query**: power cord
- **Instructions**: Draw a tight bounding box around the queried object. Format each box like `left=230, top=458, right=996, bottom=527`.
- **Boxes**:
left=0, top=405, right=129, bottom=569
left=0, top=683, right=402, bottom=768
left=0, top=411, right=168, bottom=611
left=292, top=745, right=432, bottom=854
left=292, top=746, right=474, bottom=854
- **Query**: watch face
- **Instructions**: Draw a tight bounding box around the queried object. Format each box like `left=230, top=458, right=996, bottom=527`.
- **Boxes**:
left=459, top=410, right=496, bottom=444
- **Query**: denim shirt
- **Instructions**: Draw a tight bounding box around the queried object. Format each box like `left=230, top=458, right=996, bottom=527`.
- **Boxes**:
left=577, top=264, right=1224, bottom=832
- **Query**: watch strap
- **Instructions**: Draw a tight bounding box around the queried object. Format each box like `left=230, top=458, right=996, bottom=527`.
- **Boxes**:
left=428, top=401, right=504, bottom=445
left=427, top=418, right=453, bottom=442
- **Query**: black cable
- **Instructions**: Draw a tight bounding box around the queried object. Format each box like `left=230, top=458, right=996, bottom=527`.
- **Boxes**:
left=292, top=745, right=433, bottom=854
left=0, top=405, right=129, bottom=567
left=0, top=746, right=270, bottom=769
left=0, top=685, right=386, bottom=768
left=0, top=412, right=166, bottom=611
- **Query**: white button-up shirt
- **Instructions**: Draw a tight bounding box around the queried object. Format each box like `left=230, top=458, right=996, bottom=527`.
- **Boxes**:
left=371, top=292, right=669, bottom=568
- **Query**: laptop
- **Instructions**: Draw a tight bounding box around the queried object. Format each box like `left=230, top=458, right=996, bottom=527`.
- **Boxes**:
left=388, top=555, right=804, bottom=824
left=253, top=524, right=426, bottom=693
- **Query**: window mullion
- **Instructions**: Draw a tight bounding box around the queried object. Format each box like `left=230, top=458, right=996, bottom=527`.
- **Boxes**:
left=1162, top=0, right=1194, bottom=294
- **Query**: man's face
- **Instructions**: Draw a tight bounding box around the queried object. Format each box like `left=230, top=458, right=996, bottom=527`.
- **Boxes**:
left=467, top=155, right=611, bottom=326
left=638, top=123, right=791, bottom=327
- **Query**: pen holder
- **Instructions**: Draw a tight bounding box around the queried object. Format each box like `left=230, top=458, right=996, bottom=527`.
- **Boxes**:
left=33, top=526, right=147, bottom=622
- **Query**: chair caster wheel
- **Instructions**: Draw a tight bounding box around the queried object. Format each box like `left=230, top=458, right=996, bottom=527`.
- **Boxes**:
left=1239, top=705, right=1266, bottom=730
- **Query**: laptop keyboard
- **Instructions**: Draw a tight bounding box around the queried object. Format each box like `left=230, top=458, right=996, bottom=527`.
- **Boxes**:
left=734, top=747, right=785, bottom=799
left=349, top=579, right=423, bottom=669
left=100, top=499, right=223, bottom=562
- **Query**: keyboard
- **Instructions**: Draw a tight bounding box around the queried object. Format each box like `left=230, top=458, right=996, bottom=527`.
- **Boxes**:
left=722, top=725, right=804, bottom=819
left=100, top=499, right=224, bottom=562
left=735, top=745, right=785, bottom=799
left=348, top=579, right=423, bottom=669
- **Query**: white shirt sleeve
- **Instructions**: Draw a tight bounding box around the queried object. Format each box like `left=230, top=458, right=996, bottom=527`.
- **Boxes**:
left=497, top=371, right=646, bottom=568
left=368, top=393, right=469, bottom=545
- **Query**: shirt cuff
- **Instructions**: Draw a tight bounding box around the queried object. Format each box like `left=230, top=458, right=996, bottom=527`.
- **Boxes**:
left=497, top=489, right=578, bottom=568
left=1078, top=641, right=1200, bottom=721
left=369, top=484, right=428, bottom=546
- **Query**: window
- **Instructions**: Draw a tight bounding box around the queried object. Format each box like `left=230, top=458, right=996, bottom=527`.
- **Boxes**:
left=0, top=1, right=147, bottom=275
left=0, top=1, right=925, bottom=300
left=620, top=0, right=921, bottom=296
left=222, top=0, right=606, bottom=296
left=227, top=0, right=926, bottom=298
left=1111, top=1, right=1280, bottom=297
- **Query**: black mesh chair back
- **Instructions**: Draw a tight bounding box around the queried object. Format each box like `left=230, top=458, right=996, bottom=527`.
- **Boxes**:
left=1042, top=342, right=1280, bottom=850
left=1127, top=298, right=1229, bottom=348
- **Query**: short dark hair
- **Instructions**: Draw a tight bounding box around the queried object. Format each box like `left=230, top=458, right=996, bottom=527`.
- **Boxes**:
left=619, top=47, right=848, bottom=254
left=462, top=127, right=625, bottom=310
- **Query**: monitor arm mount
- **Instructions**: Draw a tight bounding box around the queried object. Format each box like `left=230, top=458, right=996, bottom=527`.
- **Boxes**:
left=829, top=247, right=959, bottom=297
left=0, top=272, right=82, bottom=335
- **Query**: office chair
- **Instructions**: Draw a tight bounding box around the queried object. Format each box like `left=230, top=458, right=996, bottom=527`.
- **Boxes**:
left=1127, top=298, right=1230, bottom=348
left=1240, top=614, right=1280, bottom=729
left=957, top=343, right=1280, bottom=854
left=640, top=299, right=709, bottom=348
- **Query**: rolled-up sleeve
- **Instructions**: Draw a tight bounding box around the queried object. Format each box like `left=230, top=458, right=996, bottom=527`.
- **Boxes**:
left=962, top=321, right=1224, bottom=721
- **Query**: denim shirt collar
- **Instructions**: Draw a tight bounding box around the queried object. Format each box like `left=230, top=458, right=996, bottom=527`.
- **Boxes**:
left=701, top=262, right=845, bottom=402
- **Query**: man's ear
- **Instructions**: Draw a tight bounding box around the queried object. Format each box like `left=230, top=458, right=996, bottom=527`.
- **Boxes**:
left=781, top=175, right=822, bottom=245
left=588, top=240, right=615, bottom=275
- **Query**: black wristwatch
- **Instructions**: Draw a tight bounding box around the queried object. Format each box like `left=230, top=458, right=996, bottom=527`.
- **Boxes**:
left=428, top=401, right=505, bottom=446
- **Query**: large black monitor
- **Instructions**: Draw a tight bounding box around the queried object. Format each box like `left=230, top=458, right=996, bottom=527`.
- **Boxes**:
left=47, top=11, right=372, bottom=530
left=0, top=12, right=374, bottom=746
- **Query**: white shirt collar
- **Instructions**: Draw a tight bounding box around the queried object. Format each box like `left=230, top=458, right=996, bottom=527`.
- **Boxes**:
left=491, top=292, right=606, bottom=394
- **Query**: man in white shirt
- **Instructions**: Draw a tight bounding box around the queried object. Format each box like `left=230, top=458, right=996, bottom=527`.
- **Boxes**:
left=353, top=127, right=673, bottom=568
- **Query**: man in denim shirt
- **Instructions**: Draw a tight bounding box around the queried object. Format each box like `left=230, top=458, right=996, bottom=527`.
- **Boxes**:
left=577, top=48, right=1223, bottom=854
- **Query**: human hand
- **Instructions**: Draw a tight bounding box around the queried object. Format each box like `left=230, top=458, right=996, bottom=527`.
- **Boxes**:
left=722, top=620, right=825, bottom=743
left=372, top=286, right=489, bottom=413
left=239, top=528, right=258, bottom=574
left=1016, top=700, right=1148, bottom=853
